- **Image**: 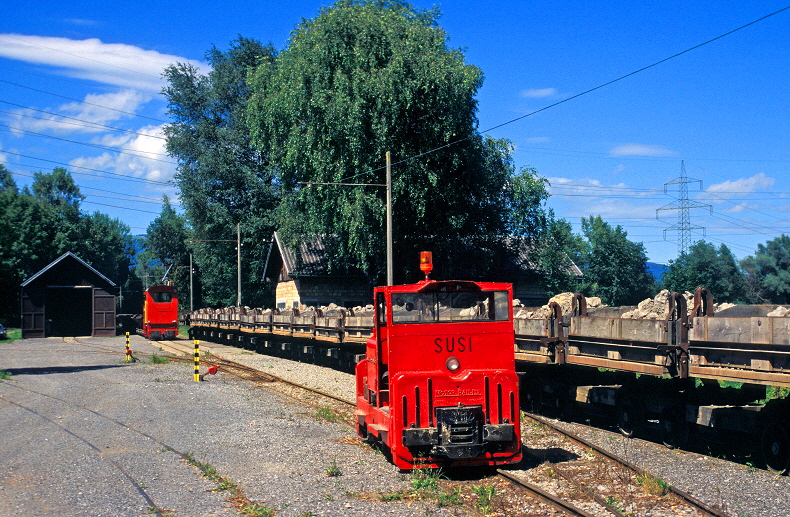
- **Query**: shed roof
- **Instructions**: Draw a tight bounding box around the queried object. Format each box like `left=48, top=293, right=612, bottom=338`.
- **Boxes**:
left=21, top=251, right=116, bottom=288
left=273, top=232, right=358, bottom=277
left=271, top=232, right=582, bottom=280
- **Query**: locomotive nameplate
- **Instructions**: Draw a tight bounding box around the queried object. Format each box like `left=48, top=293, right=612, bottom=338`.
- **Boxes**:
left=435, top=388, right=482, bottom=397
left=434, top=336, right=472, bottom=353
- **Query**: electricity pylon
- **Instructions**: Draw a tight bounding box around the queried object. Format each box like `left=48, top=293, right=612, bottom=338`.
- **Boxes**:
left=656, top=160, right=711, bottom=256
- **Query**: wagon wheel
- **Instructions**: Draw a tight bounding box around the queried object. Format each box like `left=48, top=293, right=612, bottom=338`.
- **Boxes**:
left=761, top=421, right=790, bottom=475
left=617, top=396, right=644, bottom=439
left=659, top=405, right=689, bottom=449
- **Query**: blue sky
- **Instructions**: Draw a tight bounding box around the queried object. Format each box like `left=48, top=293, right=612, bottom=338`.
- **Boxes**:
left=1, top=1, right=788, bottom=265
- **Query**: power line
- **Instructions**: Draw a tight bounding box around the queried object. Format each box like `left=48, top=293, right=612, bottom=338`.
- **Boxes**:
left=337, top=4, right=790, bottom=184
left=0, top=124, right=175, bottom=163
left=4, top=151, right=171, bottom=185
left=0, top=78, right=167, bottom=123
left=2, top=34, right=164, bottom=80
left=13, top=171, right=178, bottom=205
left=0, top=100, right=167, bottom=140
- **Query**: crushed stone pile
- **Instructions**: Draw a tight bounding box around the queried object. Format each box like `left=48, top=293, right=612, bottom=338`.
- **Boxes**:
left=623, top=290, right=739, bottom=319
left=767, top=305, right=790, bottom=317
left=514, top=292, right=603, bottom=319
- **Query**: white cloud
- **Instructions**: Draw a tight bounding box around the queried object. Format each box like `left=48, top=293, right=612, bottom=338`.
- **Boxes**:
left=69, top=124, right=177, bottom=184
left=609, top=144, right=678, bottom=157
left=521, top=88, right=556, bottom=98
left=706, top=173, right=774, bottom=198
left=9, top=90, right=151, bottom=134
left=0, top=34, right=207, bottom=93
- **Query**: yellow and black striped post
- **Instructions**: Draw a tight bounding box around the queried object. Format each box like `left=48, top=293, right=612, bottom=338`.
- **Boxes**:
left=125, top=332, right=131, bottom=362
left=194, top=339, right=200, bottom=382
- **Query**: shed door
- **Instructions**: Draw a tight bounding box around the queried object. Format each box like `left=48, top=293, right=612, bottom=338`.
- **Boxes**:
left=21, top=288, right=45, bottom=338
left=93, top=288, right=116, bottom=336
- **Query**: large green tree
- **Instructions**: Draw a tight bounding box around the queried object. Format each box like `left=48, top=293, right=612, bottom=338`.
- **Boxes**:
left=577, top=216, right=653, bottom=306
left=662, top=241, right=747, bottom=303
left=532, top=215, right=584, bottom=297
left=163, top=37, right=279, bottom=307
left=741, top=235, right=790, bottom=303
left=247, top=1, right=541, bottom=283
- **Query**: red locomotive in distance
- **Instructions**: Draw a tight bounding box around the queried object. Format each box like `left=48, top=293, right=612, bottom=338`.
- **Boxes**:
left=355, top=252, right=522, bottom=470
left=140, top=284, right=179, bottom=340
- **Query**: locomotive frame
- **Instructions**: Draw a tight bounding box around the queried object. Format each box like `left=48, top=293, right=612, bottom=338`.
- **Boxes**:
left=140, top=284, right=179, bottom=340
left=355, top=254, right=522, bottom=470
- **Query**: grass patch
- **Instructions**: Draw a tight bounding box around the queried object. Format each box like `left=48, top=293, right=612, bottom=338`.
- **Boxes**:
left=411, top=467, right=442, bottom=493
left=436, top=486, right=463, bottom=507
left=183, top=452, right=237, bottom=491
left=0, top=370, right=11, bottom=382
left=149, top=353, right=171, bottom=364
left=1, top=328, right=21, bottom=343
left=636, top=472, right=670, bottom=496
left=240, top=502, right=275, bottom=517
left=471, top=484, right=497, bottom=514
left=325, top=460, right=341, bottom=477
left=604, top=495, right=625, bottom=513
left=315, top=406, right=348, bottom=423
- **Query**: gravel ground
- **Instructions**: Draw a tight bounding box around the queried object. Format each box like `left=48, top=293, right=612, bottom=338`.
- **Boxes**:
left=174, top=338, right=790, bottom=517
left=0, top=335, right=462, bottom=517
left=546, top=417, right=790, bottom=517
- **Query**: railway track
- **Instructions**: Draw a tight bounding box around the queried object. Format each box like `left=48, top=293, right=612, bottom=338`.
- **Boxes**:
left=156, top=338, right=726, bottom=517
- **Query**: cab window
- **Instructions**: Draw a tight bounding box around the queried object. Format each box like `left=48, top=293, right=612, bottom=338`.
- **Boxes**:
left=391, top=290, right=509, bottom=323
left=376, top=292, right=387, bottom=326
left=152, top=291, right=171, bottom=303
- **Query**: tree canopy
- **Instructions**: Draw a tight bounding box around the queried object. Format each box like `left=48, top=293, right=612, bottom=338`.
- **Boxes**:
left=576, top=216, right=654, bottom=306
left=741, top=235, right=790, bottom=303
left=163, top=36, right=279, bottom=307
left=662, top=241, right=747, bottom=303
left=246, top=0, right=546, bottom=283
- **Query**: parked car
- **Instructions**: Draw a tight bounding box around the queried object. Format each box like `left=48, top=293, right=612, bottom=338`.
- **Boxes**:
left=0, top=324, right=7, bottom=339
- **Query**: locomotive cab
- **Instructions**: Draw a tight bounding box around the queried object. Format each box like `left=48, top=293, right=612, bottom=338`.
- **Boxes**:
left=355, top=254, right=522, bottom=470
left=141, top=285, right=179, bottom=340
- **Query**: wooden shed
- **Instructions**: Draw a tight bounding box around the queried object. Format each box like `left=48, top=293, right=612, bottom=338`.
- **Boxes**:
left=20, top=252, right=117, bottom=338
left=264, top=232, right=370, bottom=310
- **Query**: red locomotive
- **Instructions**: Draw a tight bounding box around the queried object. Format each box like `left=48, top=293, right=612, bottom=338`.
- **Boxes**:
left=355, top=252, right=522, bottom=470
left=140, top=285, right=179, bottom=340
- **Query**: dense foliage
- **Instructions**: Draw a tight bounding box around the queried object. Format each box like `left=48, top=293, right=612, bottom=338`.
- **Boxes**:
left=662, top=241, right=747, bottom=303
left=163, top=37, right=279, bottom=307
left=135, top=196, right=193, bottom=311
left=0, top=166, right=135, bottom=323
left=741, top=235, right=790, bottom=303
left=245, top=0, right=546, bottom=283
left=575, top=216, right=654, bottom=306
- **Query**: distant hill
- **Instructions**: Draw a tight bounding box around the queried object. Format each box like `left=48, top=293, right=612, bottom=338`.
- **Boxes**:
left=646, top=262, right=668, bottom=282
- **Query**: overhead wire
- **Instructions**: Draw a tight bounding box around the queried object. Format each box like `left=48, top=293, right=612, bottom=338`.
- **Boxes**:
left=337, top=4, right=790, bottom=184
left=0, top=100, right=167, bottom=140
left=0, top=78, right=168, bottom=123
left=11, top=169, right=177, bottom=205
left=2, top=34, right=164, bottom=80
left=0, top=124, right=175, bottom=163
left=4, top=150, right=171, bottom=186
